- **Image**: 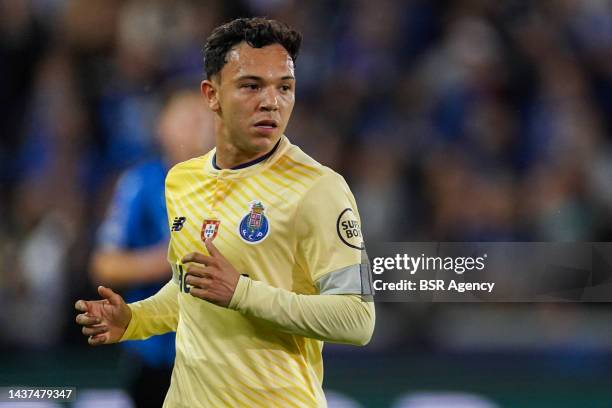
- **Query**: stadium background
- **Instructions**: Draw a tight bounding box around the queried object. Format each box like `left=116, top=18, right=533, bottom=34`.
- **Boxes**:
left=2, top=0, right=612, bottom=406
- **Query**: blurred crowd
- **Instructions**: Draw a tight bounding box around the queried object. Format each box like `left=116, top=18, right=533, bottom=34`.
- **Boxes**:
left=2, top=0, right=612, bottom=352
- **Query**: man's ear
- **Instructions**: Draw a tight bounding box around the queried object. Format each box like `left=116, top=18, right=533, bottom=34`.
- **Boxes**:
left=201, top=79, right=220, bottom=112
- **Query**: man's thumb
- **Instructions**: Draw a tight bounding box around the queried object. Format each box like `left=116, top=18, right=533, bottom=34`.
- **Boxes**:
left=98, top=286, right=121, bottom=306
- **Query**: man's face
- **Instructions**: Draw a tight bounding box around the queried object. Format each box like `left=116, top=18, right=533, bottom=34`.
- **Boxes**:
left=206, top=42, right=296, bottom=156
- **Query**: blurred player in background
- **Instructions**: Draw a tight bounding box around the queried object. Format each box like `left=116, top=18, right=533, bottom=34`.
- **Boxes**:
left=90, top=90, right=214, bottom=407
left=76, top=17, right=375, bottom=407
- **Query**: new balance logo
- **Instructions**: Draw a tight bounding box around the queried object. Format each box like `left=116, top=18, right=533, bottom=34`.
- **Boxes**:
left=171, top=216, right=186, bottom=231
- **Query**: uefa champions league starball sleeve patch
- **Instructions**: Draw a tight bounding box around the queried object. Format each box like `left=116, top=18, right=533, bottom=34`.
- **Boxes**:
left=238, top=201, right=270, bottom=244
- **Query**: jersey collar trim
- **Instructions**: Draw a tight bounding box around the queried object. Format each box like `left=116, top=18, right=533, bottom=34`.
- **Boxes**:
left=212, top=138, right=281, bottom=170
left=205, top=136, right=289, bottom=178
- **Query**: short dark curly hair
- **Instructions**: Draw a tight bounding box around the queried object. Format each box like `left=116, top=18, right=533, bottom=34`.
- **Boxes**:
left=203, top=17, right=302, bottom=80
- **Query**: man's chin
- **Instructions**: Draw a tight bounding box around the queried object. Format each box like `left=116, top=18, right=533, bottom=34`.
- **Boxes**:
left=249, top=133, right=280, bottom=151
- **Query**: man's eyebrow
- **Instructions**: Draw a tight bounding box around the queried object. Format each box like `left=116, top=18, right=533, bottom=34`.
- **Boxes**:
left=234, top=75, right=295, bottom=82
left=235, top=75, right=262, bottom=82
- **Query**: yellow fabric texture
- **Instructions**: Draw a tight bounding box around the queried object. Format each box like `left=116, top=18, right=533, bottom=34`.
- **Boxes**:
left=229, top=275, right=374, bottom=345
left=120, top=280, right=178, bottom=341
left=120, top=136, right=374, bottom=408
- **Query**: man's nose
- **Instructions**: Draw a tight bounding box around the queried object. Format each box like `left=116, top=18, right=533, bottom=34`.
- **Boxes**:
left=260, top=88, right=279, bottom=111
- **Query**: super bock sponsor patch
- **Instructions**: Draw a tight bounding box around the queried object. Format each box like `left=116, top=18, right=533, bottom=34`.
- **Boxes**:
left=336, top=208, right=364, bottom=249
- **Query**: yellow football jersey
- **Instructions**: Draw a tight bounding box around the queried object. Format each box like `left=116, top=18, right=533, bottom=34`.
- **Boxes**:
left=149, top=136, right=367, bottom=407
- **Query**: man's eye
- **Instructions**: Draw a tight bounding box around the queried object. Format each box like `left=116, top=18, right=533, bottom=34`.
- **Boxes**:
left=242, top=84, right=258, bottom=90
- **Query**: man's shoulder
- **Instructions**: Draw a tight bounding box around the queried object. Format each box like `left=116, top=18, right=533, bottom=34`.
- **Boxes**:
left=167, top=152, right=211, bottom=175
left=166, top=151, right=212, bottom=186
left=280, top=142, right=346, bottom=188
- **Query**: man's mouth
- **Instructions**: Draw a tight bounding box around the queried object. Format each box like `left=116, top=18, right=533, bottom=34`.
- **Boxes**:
left=254, top=120, right=278, bottom=129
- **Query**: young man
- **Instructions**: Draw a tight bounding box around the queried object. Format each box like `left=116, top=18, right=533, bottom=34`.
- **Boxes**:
left=75, top=17, right=375, bottom=408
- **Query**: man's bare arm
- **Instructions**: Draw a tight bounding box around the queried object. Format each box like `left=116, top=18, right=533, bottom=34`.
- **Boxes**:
left=90, top=244, right=171, bottom=287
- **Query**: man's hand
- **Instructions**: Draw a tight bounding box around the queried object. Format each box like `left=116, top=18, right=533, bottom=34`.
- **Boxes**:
left=75, top=286, right=132, bottom=346
left=181, top=239, right=241, bottom=307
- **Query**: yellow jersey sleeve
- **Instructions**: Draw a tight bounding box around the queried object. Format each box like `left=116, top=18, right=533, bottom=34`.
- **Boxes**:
left=295, top=171, right=364, bottom=284
left=229, top=276, right=375, bottom=345
left=120, top=280, right=179, bottom=341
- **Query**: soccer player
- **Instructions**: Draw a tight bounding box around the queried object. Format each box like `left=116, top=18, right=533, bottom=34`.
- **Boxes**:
left=75, top=17, right=375, bottom=408
left=90, top=90, right=213, bottom=407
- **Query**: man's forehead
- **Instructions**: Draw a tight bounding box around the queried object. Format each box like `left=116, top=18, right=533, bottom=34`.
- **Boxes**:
left=223, top=42, right=295, bottom=79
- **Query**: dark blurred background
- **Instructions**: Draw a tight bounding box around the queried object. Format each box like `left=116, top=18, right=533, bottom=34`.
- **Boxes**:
left=2, top=0, right=612, bottom=407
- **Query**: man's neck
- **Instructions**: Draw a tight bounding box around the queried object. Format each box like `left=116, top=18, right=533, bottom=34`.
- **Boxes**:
left=213, top=138, right=281, bottom=170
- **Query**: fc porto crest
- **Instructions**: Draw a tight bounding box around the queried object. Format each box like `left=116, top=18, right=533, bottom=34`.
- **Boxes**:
left=201, top=219, right=220, bottom=241
left=238, top=201, right=270, bottom=244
